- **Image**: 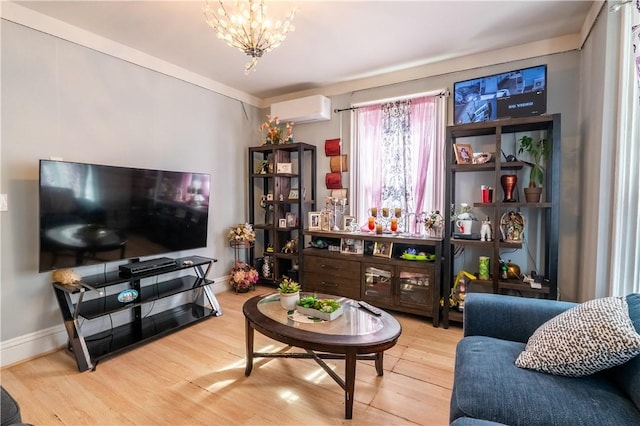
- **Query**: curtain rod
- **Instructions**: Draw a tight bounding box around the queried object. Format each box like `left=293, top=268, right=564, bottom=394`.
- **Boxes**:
left=335, top=89, right=449, bottom=113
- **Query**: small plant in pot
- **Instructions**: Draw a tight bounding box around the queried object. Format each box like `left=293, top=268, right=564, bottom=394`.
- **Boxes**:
left=278, top=276, right=301, bottom=310
left=518, top=135, right=550, bottom=203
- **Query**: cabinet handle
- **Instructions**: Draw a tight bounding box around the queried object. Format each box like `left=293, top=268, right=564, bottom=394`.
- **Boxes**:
left=320, top=264, right=339, bottom=270
left=320, top=281, right=338, bottom=287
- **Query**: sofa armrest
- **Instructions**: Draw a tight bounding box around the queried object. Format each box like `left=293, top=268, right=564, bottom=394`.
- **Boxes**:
left=463, top=293, right=576, bottom=343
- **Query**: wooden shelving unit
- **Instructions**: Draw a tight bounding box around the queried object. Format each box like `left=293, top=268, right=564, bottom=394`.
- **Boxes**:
left=443, top=114, right=561, bottom=327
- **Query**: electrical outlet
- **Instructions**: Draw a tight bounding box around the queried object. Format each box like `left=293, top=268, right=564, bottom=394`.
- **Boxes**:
left=0, top=194, right=7, bottom=211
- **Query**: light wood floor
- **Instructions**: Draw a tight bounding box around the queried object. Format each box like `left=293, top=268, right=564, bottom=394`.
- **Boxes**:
left=1, top=285, right=463, bottom=425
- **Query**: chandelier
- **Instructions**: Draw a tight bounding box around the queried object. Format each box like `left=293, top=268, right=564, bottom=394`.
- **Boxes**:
left=203, top=0, right=296, bottom=74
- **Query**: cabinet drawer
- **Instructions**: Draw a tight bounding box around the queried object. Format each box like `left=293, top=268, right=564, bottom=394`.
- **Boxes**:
left=304, top=272, right=360, bottom=300
left=303, top=256, right=360, bottom=280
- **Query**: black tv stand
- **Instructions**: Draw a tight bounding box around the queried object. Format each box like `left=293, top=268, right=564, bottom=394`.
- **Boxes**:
left=52, top=255, right=220, bottom=372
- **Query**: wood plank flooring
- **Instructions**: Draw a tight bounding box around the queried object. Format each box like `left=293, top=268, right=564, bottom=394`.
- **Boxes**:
left=1, top=285, right=463, bottom=425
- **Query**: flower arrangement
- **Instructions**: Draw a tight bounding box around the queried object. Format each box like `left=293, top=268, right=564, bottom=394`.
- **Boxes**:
left=229, top=261, right=259, bottom=293
left=424, top=210, right=444, bottom=230
left=450, top=203, right=476, bottom=222
left=227, top=223, right=256, bottom=245
left=278, top=276, right=301, bottom=294
left=259, top=115, right=293, bottom=145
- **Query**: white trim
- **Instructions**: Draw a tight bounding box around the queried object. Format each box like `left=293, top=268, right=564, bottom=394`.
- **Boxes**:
left=0, top=324, right=68, bottom=368
left=0, top=2, right=262, bottom=108
left=580, top=1, right=606, bottom=49
left=263, top=34, right=582, bottom=106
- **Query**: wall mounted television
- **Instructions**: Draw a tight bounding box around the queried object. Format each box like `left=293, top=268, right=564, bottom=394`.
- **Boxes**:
left=453, top=64, right=547, bottom=125
left=39, top=160, right=210, bottom=272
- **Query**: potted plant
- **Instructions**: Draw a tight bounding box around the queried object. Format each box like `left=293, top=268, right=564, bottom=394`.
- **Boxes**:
left=450, top=203, right=476, bottom=235
left=277, top=276, right=301, bottom=310
left=518, top=135, right=550, bottom=202
left=297, top=295, right=343, bottom=321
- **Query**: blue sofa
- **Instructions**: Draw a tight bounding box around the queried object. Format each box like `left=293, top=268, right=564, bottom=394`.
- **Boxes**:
left=450, top=293, right=640, bottom=426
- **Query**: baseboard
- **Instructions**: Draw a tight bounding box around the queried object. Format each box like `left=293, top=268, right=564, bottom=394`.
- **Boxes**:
left=0, top=280, right=231, bottom=369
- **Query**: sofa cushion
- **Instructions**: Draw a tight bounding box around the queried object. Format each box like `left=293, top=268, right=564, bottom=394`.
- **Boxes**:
left=606, top=293, right=640, bottom=408
left=515, top=296, right=640, bottom=377
left=451, top=336, right=640, bottom=426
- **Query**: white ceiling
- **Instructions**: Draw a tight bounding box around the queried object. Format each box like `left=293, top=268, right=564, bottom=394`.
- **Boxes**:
left=11, top=1, right=597, bottom=103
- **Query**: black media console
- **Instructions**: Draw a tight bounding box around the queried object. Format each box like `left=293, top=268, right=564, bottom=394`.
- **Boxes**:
left=52, top=255, right=220, bottom=372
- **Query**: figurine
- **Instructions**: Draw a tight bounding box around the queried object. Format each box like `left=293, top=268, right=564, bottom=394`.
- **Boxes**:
left=282, top=239, right=298, bottom=254
left=480, top=216, right=493, bottom=241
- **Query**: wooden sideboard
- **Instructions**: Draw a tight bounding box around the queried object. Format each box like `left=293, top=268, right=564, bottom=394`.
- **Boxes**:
left=302, top=230, right=443, bottom=326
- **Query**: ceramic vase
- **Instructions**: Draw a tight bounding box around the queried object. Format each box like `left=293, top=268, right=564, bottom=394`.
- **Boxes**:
left=501, top=175, right=518, bottom=202
left=279, top=292, right=300, bottom=310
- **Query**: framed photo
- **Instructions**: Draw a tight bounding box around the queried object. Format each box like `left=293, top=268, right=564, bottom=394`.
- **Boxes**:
left=276, top=162, right=292, bottom=174
left=340, top=238, right=363, bottom=255
left=285, top=212, right=297, bottom=228
left=373, top=241, right=393, bottom=258
left=454, top=143, right=474, bottom=164
left=308, top=211, right=321, bottom=230
left=320, top=211, right=331, bottom=230
left=278, top=218, right=287, bottom=228
left=343, top=215, right=356, bottom=231
left=288, top=188, right=299, bottom=200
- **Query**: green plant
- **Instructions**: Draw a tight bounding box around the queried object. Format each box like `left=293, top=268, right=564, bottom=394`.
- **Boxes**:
left=297, top=295, right=341, bottom=313
left=278, top=276, right=300, bottom=294
left=518, top=136, right=550, bottom=187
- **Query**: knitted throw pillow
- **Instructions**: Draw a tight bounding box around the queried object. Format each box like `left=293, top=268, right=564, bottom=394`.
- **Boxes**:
left=515, top=296, right=640, bottom=377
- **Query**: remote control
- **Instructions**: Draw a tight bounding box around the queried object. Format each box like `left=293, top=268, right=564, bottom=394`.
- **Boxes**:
left=358, top=301, right=383, bottom=316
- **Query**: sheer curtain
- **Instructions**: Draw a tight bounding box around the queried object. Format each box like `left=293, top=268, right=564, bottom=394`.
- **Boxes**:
left=609, top=3, right=640, bottom=295
left=352, top=94, right=447, bottom=229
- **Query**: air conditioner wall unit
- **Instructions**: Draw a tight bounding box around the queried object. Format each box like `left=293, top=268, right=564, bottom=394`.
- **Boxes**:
left=270, top=95, right=331, bottom=124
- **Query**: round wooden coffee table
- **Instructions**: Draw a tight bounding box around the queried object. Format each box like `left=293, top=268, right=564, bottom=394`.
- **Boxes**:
left=243, top=292, right=402, bottom=419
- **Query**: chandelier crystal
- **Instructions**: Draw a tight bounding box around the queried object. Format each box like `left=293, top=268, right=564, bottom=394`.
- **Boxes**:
left=203, top=0, right=296, bottom=74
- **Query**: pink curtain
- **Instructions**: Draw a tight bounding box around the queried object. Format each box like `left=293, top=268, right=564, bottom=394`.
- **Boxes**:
left=355, top=105, right=383, bottom=219
left=354, top=94, right=446, bottom=227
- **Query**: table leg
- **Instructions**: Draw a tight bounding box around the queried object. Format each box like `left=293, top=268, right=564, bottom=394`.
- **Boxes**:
left=245, top=318, right=254, bottom=376
left=375, top=352, right=384, bottom=376
left=344, top=350, right=357, bottom=419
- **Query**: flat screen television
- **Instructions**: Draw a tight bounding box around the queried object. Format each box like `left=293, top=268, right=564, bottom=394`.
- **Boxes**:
left=38, top=160, right=210, bottom=272
left=453, top=64, right=547, bottom=125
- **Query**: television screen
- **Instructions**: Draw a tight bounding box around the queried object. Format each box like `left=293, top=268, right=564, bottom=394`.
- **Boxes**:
left=39, top=160, right=210, bottom=272
left=453, top=64, right=547, bottom=124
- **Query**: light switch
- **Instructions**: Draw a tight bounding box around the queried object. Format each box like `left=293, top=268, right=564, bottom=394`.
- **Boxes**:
left=0, top=194, right=7, bottom=211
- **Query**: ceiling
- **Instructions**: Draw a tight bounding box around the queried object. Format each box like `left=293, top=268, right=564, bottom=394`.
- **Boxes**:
left=12, top=1, right=597, bottom=103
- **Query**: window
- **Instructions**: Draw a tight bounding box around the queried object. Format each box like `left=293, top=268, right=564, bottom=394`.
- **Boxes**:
left=350, top=94, right=446, bottom=234
left=609, top=4, right=640, bottom=295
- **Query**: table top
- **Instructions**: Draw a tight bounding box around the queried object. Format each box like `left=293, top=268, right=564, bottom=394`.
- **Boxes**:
left=243, top=292, right=402, bottom=353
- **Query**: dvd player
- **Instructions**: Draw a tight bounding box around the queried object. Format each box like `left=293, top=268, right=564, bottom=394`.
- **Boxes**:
left=119, top=257, right=177, bottom=276
left=453, top=232, right=481, bottom=240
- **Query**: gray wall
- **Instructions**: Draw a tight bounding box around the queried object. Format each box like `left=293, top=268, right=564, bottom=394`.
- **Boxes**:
left=1, top=6, right=611, bottom=365
left=1, top=20, right=261, bottom=346
left=294, top=52, right=582, bottom=301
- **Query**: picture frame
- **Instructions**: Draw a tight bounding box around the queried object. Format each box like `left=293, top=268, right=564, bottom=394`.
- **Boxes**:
left=373, top=241, right=393, bottom=258
left=288, top=188, right=299, bottom=200
left=276, top=162, right=292, bottom=174
left=308, top=211, right=321, bottom=230
left=320, top=211, right=331, bottom=230
left=285, top=212, right=297, bottom=228
left=343, top=215, right=356, bottom=231
left=340, top=238, right=363, bottom=255
left=454, top=143, right=474, bottom=165
left=278, top=218, right=287, bottom=228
